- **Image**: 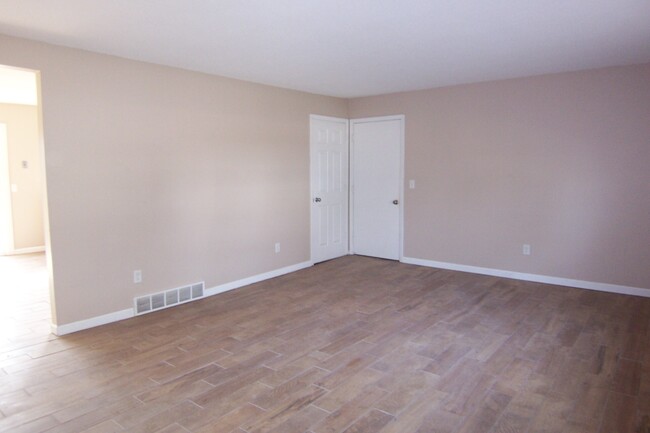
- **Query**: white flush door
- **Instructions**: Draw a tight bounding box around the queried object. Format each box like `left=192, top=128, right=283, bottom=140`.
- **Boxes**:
left=351, top=117, right=403, bottom=260
left=310, top=116, right=349, bottom=264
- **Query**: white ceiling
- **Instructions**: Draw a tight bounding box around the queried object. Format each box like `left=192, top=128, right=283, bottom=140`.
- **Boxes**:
left=1, top=1, right=649, bottom=98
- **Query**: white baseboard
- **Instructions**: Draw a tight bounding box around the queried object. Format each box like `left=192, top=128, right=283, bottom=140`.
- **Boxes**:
left=400, top=256, right=650, bottom=298
left=5, top=246, right=45, bottom=255
left=52, top=308, right=134, bottom=336
left=204, top=261, right=313, bottom=297
left=52, top=260, right=314, bottom=336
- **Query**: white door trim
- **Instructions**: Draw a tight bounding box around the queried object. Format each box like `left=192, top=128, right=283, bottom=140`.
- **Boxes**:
left=309, top=114, right=350, bottom=263
left=310, top=114, right=347, bottom=123
left=349, top=115, right=405, bottom=260
left=0, top=123, right=15, bottom=255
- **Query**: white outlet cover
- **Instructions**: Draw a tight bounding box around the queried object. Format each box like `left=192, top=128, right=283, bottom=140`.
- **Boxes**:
left=409, top=179, right=415, bottom=189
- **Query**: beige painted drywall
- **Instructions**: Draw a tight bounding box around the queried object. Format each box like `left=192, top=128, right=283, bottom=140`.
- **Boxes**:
left=0, top=34, right=348, bottom=325
left=0, top=103, right=44, bottom=250
left=350, top=64, right=650, bottom=291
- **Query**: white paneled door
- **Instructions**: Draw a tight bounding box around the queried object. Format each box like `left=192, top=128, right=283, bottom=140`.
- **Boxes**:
left=351, top=116, right=404, bottom=260
left=310, top=116, right=349, bottom=264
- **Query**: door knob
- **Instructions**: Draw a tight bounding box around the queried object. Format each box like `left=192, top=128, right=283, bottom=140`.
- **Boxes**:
left=393, top=200, right=399, bottom=205
left=314, top=197, right=322, bottom=202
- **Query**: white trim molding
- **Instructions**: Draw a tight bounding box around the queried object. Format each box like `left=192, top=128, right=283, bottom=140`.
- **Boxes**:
left=52, top=260, right=314, bottom=336
left=205, top=260, right=313, bottom=297
left=401, top=256, right=650, bottom=298
left=6, top=246, right=46, bottom=255
left=52, top=308, right=134, bottom=336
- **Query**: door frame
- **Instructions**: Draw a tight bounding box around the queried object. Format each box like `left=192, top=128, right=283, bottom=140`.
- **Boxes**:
left=0, top=65, right=56, bottom=331
left=349, top=115, right=405, bottom=260
left=0, top=122, right=15, bottom=255
left=309, top=114, right=350, bottom=263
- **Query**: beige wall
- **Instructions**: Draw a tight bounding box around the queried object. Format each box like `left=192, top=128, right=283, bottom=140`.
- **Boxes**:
left=0, top=103, right=44, bottom=250
left=350, top=64, right=650, bottom=291
left=0, top=34, right=348, bottom=325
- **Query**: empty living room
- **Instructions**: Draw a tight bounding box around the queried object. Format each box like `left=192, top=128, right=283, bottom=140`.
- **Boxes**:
left=0, top=1, right=649, bottom=432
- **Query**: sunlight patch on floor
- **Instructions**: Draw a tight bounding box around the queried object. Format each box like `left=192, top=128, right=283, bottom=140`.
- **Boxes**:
left=0, top=252, right=51, bottom=347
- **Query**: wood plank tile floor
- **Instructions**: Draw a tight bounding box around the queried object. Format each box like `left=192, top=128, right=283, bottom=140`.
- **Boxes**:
left=1, top=255, right=649, bottom=433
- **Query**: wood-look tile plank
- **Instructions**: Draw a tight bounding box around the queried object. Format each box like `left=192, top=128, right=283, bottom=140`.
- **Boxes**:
left=126, top=401, right=202, bottom=433
left=639, top=362, right=650, bottom=417
left=259, top=353, right=324, bottom=386
left=422, top=343, right=472, bottom=375
left=0, top=415, right=60, bottom=433
left=147, top=349, right=230, bottom=384
left=187, top=381, right=271, bottom=430
left=202, top=351, right=277, bottom=386
left=610, top=358, right=642, bottom=396
left=265, top=404, right=329, bottom=433
left=46, top=396, right=142, bottom=433
left=527, top=394, right=583, bottom=433
left=316, top=352, right=378, bottom=390
left=599, top=391, right=638, bottom=433
left=489, top=391, right=543, bottom=433
left=252, top=366, right=327, bottom=410
left=313, top=367, right=384, bottom=413
left=455, top=390, right=512, bottom=433
left=494, top=357, right=535, bottom=394
left=378, top=388, right=447, bottom=433
left=415, top=408, right=463, bottom=433
left=241, top=385, right=327, bottom=433
left=443, top=371, right=496, bottom=416
left=79, top=419, right=124, bottom=433
left=312, top=385, right=387, bottom=433
left=51, top=372, right=165, bottom=423
left=341, top=408, right=394, bottom=433
left=192, top=365, right=273, bottom=409
left=319, top=329, right=373, bottom=355
left=192, top=403, right=264, bottom=433
left=135, top=364, right=220, bottom=404
left=374, top=371, right=440, bottom=416
left=151, top=423, right=189, bottom=433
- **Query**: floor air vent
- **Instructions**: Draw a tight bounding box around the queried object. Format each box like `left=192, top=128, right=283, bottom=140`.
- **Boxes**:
left=134, top=282, right=205, bottom=315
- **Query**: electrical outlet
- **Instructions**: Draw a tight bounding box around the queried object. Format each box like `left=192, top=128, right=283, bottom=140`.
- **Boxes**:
left=275, top=242, right=281, bottom=253
left=522, top=244, right=531, bottom=256
left=133, top=270, right=142, bottom=283
left=409, top=179, right=415, bottom=189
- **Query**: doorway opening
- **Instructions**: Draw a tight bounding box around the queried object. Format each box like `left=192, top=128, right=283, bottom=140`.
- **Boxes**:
left=0, top=64, right=54, bottom=348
